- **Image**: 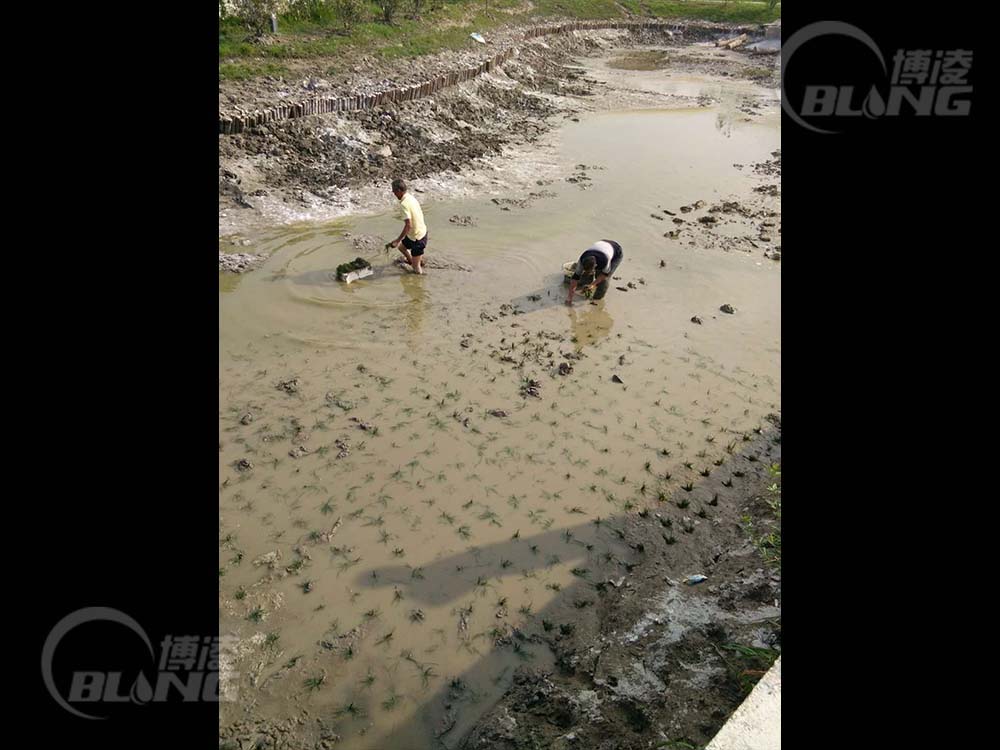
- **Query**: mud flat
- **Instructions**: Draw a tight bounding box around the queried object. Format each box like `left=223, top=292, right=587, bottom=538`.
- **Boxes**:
left=219, top=23, right=780, bottom=750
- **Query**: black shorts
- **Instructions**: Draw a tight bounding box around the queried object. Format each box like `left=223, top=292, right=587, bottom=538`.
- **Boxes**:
left=402, top=234, right=428, bottom=256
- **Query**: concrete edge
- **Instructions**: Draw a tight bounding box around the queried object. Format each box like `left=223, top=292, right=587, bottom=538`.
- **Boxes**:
left=705, top=656, right=781, bottom=750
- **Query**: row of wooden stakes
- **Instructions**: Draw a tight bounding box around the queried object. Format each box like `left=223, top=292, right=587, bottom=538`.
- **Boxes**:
left=218, top=19, right=696, bottom=135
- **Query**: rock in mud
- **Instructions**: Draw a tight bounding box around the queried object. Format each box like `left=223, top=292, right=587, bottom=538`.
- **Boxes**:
left=449, top=215, right=477, bottom=226
left=276, top=377, right=300, bottom=394
left=235, top=458, right=254, bottom=472
left=720, top=304, right=736, bottom=314
left=240, top=412, right=254, bottom=425
left=520, top=379, right=542, bottom=398
left=691, top=316, right=703, bottom=324
left=488, top=409, right=509, bottom=418
left=219, top=252, right=263, bottom=273
left=349, top=416, right=376, bottom=431
left=611, top=374, right=624, bottom=384
left=252, top=550, right=281, bottom=568
left=558, top=362, right=573, bottom=376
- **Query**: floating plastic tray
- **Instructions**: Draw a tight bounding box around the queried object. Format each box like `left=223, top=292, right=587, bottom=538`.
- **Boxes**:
left=338, top=267, right=374, bottom=284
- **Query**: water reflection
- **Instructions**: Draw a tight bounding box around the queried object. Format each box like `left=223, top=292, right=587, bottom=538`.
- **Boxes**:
left=399, top=274, right=427, bottom=336
left=219, top=271, right=244, bottom=294
left=568, top=300, right=614, bottom=349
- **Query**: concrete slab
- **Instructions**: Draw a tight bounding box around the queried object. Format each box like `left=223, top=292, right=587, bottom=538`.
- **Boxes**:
left=705, top=656, right=781, bottom=750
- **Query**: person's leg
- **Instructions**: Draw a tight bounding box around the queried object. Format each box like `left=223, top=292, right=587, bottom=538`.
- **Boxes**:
left=592, top=278, right=610, bottom=300
left=412, top=237, right=426, bottom=274
left=399, top=237, right=415, bottom=265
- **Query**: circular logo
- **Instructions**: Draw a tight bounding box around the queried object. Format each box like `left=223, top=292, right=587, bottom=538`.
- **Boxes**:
left=41, top=607, right=154, bottom=719
left=781, top=21, right=887, bottom=134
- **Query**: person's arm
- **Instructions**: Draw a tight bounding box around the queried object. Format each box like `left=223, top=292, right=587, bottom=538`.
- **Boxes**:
left=391, top=219, right=411, bottom=247
left=566, top=278, right=579, bottom=305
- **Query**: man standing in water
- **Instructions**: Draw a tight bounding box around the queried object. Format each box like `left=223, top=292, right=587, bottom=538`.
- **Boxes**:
left=566, top=240, right=624, bottom=305
left=388, top=179, right=428, bottom=274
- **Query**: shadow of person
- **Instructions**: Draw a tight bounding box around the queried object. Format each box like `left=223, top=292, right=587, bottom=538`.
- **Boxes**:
left=346, top=424, right=781, bottom=750
left=352, top=518, right=632, bottom=747
left=355, top=521, right=611, bottom=607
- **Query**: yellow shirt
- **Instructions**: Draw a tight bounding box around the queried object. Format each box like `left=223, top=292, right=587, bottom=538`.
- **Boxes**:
left=398, top=192, right=427, bottom=241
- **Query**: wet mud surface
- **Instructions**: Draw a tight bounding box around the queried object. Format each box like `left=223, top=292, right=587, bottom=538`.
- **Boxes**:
left=219, top=25, right=780, bottom=750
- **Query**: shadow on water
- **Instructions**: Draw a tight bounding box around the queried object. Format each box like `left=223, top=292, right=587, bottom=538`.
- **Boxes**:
left=354, top=519, right=625, bottom=748
left=350, top=426, right=780, bottom=750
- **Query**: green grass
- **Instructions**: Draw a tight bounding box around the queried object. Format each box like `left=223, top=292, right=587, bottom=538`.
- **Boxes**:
left=617, top=1, right=780, bottom=24
left=532, top=0, right=625, bottom=19
left=718, top=643, right=779, bottom=695
left=219, top=0, right=779, bottom=81
left=742, top=462, right=781, bottom=568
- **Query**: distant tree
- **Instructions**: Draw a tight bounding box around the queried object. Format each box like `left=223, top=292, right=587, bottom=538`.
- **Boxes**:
left=288, top=1, right=330, bottom=22
left=231, top=0, right=288, bottom=35
left=332, top=0, right=365, bottom=30
left=378, top=0, right=401, bottom=24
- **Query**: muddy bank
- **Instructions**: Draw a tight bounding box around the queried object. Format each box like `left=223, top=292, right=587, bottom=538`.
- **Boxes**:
left=218, top=24, right=779, bottom=237
left=459, top=419, right=781, bottom=750
left=218, top=20, right=763, bottom=119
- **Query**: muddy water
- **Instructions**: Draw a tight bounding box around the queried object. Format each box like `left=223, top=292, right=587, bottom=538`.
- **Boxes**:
left=220, top=67, right=779, bottom=749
